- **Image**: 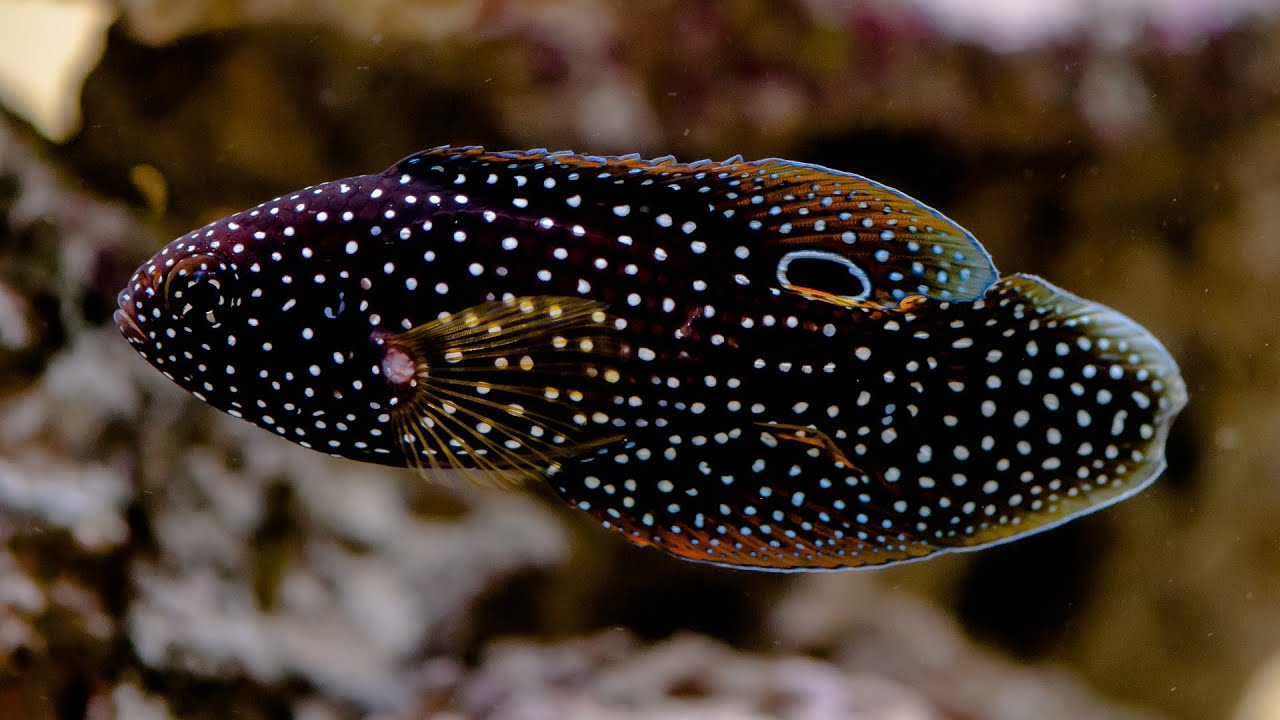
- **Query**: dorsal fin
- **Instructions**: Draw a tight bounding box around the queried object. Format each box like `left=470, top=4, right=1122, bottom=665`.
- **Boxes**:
left=392, top=148, right=998, bottom=308
left=706, top=157, right=998, bottom=307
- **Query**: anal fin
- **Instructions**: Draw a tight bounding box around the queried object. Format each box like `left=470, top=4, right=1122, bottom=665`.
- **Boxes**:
left=547, top=423, right=938, bottom=571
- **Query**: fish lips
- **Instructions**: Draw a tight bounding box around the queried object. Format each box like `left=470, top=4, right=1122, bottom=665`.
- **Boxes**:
left=114, top=286, right=147, bottom=346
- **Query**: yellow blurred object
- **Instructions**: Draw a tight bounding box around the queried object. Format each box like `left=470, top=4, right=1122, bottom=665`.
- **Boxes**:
left=1236, top=649, right=1280, bottom=720
left=0, top=0, right=116, bottom=142
left=129, top=163, right=168, bottom=214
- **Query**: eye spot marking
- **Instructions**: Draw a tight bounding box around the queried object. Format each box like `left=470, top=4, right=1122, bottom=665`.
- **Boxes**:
left=775, top=250, right=871, bottom=303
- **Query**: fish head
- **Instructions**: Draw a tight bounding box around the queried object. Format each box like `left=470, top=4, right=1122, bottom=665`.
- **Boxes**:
left=116, top=203, right=410, bottom=464
left=115, top=235, right=249, bottom=377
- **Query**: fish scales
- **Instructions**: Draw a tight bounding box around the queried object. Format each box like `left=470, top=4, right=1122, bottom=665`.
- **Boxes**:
left=115, top=146, right=1186, bottom=571
left=551, top=274, right=1183, bottom=569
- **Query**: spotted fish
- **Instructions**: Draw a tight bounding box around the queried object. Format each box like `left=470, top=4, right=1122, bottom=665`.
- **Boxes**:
left=115, top=147, right=1186, bottom=571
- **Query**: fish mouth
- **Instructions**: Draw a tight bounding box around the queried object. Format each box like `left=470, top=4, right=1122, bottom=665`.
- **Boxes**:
left=114, top=287, right=146, bottom=345
left=114, top=307, right=146, bottom=344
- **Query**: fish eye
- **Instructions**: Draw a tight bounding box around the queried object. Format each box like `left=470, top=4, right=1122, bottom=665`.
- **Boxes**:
left=776, top=250, right=871, bottom=303
left=163, top=254, right=237, bottom=325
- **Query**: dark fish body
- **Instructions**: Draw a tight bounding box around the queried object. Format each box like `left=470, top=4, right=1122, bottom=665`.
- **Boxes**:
left=116, top=147, right=1185, bottom=571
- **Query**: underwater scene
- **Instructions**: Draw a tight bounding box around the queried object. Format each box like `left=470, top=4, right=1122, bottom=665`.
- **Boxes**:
left=0, top=1, right=1273, bottom=718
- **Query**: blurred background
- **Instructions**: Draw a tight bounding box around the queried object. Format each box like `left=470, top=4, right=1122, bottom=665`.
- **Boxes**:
left=0, top=1, right=1275, bottom=718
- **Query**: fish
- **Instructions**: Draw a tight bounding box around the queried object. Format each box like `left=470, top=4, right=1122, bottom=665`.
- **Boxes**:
left=115, top=146, right=1186, bottom=571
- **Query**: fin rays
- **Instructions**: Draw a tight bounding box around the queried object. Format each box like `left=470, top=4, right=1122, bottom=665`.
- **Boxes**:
left=388, top=295, right=624, bottom=487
